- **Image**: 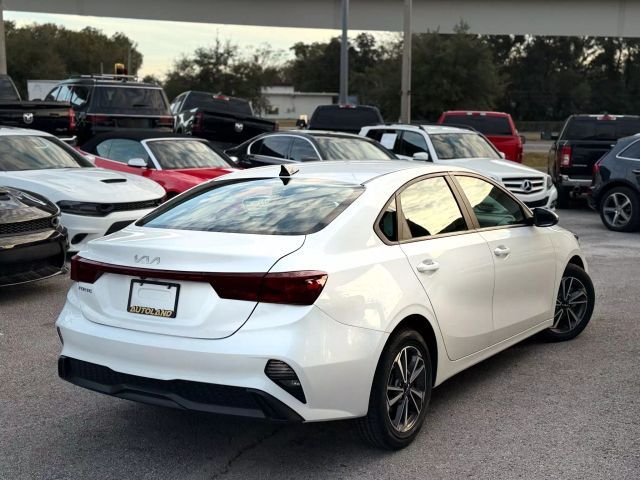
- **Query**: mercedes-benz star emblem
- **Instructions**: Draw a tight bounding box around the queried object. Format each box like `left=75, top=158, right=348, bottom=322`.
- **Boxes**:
left=23, top=113, right=34, bottom=125
left=521, top=180, right=533, bottom=192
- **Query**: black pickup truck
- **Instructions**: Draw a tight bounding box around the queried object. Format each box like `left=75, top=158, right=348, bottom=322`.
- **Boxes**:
left=305, top=104, right=384, bottom=134
left=546, top=114, right=640, bottom=206
left=0, top=75, right=74, bottom=140
left=170, top=91, right=277, bottom=148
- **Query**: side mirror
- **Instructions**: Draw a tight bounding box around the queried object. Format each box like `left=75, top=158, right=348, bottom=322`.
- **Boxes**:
left=519, top=135, right=527, bottom=145
left=412, top=152, right=431, bottom=162
left=295, top=119, right=307, bottom=129
left=532, top=207, right=559, bottom=227
left=499, top=151, right=506, bottom=159
left=228, top=155, right=239, bottom=163
left=127, top=157, right=149, bottom=168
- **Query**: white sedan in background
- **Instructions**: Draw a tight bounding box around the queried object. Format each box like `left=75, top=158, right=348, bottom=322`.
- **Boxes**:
left=57, top=160, right=594, bottom=449
left=0, top=128, right=165, bottom=251
left=360, top=124, right=558, bottom=210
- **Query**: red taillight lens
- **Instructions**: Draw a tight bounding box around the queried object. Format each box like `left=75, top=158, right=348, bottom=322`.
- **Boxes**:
left=559, top=145, right=572, bottom=167
left=157, top=116, right=174, bottom=128
left=70, top=256, right=104, bottom=283
left=70, top=256, right=327, bottom=306
left=192, top=112, right=204, bottom=133
left=68, top=108, right=76, bottom=132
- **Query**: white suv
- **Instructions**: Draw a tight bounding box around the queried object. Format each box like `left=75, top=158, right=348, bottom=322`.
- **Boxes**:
left=360, top=124, right=557, bottom=210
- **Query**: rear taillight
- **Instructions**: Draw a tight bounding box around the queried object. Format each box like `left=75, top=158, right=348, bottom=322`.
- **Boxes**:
left=157, top=116, right=174, bottom=129
left=192, top=112, right=204, bottom=133
left=593, top=157, right=604, bottom=176
left=86, top=114, right=111, bottom=125
left=68, top=108, right=76, bottom=132
left=558, top=145, right=572, bottom=167
left=70, top=256, right=327, bottom=306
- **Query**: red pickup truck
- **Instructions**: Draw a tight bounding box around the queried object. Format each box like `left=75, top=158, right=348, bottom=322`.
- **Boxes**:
left=438, top=111, right=524, bottom=163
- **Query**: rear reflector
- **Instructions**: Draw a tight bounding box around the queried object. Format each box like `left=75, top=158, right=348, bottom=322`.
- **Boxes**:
left=265, top=360, right=306, bottom=403
left=70, top=256, right=327, bottom=306
left=559, top=145, right=572, bottom=167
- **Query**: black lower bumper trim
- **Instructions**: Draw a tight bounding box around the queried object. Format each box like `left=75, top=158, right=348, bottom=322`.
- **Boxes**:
left=58, top=356, right=304, bottom=422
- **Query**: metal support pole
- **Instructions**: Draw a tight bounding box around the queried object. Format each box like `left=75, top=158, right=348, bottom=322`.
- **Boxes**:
left=0, top=0, right=7, bottom=75
left=339, top=0, right=349, bottom=104
left=400, top=0, right=412, bottom=123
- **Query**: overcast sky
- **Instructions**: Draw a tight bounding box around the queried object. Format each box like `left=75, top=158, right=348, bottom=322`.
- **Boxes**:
left=5, top=11, right=393, bottom=78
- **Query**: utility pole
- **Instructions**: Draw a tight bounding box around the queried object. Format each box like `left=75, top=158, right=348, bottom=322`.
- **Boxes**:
left=339, top=0, right=349, bottom=104
left=0, top=0, right=7, bottom=75
left=400, top=0, right=412, bottom=123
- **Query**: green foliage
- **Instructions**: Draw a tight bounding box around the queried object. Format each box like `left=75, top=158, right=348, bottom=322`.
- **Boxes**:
left=5, top=21, right=142, bottom=98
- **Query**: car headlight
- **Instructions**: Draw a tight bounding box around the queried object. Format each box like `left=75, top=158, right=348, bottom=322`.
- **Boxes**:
left=545, top=174, right=553, bottom=190
left=57, top=200, right=114, bottom=216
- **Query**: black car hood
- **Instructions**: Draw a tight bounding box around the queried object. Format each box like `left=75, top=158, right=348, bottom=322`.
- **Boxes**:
left=0, top=186, right=58, bottom=224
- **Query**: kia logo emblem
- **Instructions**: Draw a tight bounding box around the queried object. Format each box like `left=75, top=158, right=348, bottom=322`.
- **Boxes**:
left=23, top=113, right=34, bottom=124
left=134, top=255, right=160, bottom=265
left=521, top=180, right=533, bottom=192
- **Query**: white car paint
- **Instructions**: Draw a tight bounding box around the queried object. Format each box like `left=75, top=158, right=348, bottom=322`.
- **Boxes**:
left=0, top=128, right=165, bottom=251
left=56, top=160, right=586, bottom=424
left=359, top=124, right=558, bottom=209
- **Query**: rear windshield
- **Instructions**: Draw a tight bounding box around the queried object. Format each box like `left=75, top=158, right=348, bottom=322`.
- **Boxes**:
left=315, top=136, right=394, bottom=160
left=309, top=107, right=382, bottom=131
left=138, top=178, right=364, bottom=235
left=562, top=117, right=640, bottom=141
left=91, top=86, right=168, bottom=114
left=430, top=133, right=500, bottom=160
left=183, top=93, right=253, bottom=115
left=0, top=135, right=91, bottom=171
left=441, top=114, right=513, bottom=136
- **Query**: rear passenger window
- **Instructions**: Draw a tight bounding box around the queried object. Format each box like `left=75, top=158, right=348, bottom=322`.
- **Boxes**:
left=619, top=140, right=640, bottom=159
left=399, top=131, right=429, bottom=157
left=101, top=139, right=149, bottom=163
left=289, top=138, right=319, bottom=161
left=69, top=86, right=90, bottom=108
left=259, top=137, right=291, bottom=159
left=456, top=176, right=525, bottom=228
left=378, top=198, right=398, bottom=242
left=399, top=177, right=467, bottom=239
left=364, top=129, right=399, bottom=151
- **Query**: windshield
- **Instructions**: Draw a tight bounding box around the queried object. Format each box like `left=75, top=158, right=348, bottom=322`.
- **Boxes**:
left=0, top=135, right=90, bottom=171
left=315, top=137, right=394, bottom=160
left=139, top=178, right=363, bottom=235
left=91, top=86, right=168, bottom=114
left=441, top=115, right=512, bottom=136
left=562, top=117, right=640, bottom=141
left=430, top=133, right=500, bottom=160
left=147, top=140, right=232, bottom=169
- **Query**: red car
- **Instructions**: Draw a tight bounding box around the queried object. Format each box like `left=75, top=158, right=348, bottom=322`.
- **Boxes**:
left=79, top=131, right=237, bottom=197
left=437, top=111, right=525, bottom=163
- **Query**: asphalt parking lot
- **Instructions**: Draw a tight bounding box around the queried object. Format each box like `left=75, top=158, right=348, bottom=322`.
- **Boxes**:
left=1, top=207, right=638, bottom=480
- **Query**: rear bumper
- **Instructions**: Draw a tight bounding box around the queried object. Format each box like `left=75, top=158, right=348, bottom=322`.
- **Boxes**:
left=56, top=288, right=387, bottom=422
left=559, top=175, right=592, bottom=189
left=0, top=230, right=67, bottom=286
left=58, top=356, right=303, bottom=421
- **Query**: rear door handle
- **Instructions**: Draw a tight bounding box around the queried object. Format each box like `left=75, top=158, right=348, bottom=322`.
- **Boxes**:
left=416, top=260, right=440, bottom=273
left=493, top=245, right=511, bottom=258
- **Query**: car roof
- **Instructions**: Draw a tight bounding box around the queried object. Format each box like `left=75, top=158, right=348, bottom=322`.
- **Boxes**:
left=364, top=124, right=474, bottom=135
left=219, top=160, right=470, bottom=185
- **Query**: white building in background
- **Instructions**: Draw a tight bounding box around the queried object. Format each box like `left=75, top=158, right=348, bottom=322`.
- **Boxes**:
left=261, top=86, right=336, bottom=120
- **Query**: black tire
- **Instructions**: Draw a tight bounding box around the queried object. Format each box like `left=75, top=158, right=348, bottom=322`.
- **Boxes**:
left=556, top=185, right=571, bottom=209
left=540, top=264, right=595, bottom=342
left=598, top=186, right=640, bottom=232
left=357, top=329, right=432, bottom=450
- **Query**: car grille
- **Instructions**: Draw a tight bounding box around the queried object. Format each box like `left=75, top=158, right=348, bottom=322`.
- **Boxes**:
left=0, top=217, right=53, bottom=236
left=111, top=198, right=163, bottom=212
left=502, top=177, right=545, bottom=195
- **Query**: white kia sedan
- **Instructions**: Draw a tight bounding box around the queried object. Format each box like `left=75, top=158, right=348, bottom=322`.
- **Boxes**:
left=0, top=128, right=165, bottom=252
left=56, top=161, right=594, bottom=449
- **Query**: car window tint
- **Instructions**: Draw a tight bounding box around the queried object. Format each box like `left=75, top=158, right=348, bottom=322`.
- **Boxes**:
left=248, top=139, right=263, bottom=155
left=92, top=87, right=168, bottom=114
left=430, top=133, right=500, bottom=160
left=57, top=85, right=72, bottom=102
left=0, top=135, right=89, bottom=171
left=314, top=137, right=393, bottom=160
left=399, top=131, right=429, bottom=157
left=70, top=86, right=90, bottom=108
left=441, top=115, right=512, bottom=136
left=618, top=139, right=640, bottom=159
left=104, top=139, right=149, bottom=163
left=139, top=178, right=364, bottom=235
left=147, top=140, right=232, bottom=169
left=364, top=129, right=399, bottom=151
left=259, top=136, right=291, bottom=159
left=289, top=138, right=319, bottom=161
left=378, top=198, right=398, bottom=242
left=95, top=139, right=113, bottom=158
left=456, top=176, right=525, bottom=228
left=399, top=177, right=467, bottom=239
left=563, top=117, right=640, bottom=141
left=45, top=87, right=60, bottom=102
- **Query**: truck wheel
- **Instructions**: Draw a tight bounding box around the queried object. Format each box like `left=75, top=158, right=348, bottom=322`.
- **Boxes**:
left=599, top=186, right=640, bottom=232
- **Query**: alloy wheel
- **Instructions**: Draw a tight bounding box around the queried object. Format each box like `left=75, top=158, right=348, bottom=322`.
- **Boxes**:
left=386, top=346, right=427, bottom=433
left=602, top=192, right=633, bottom=228
left=551, top=276, right=589, bottom=334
